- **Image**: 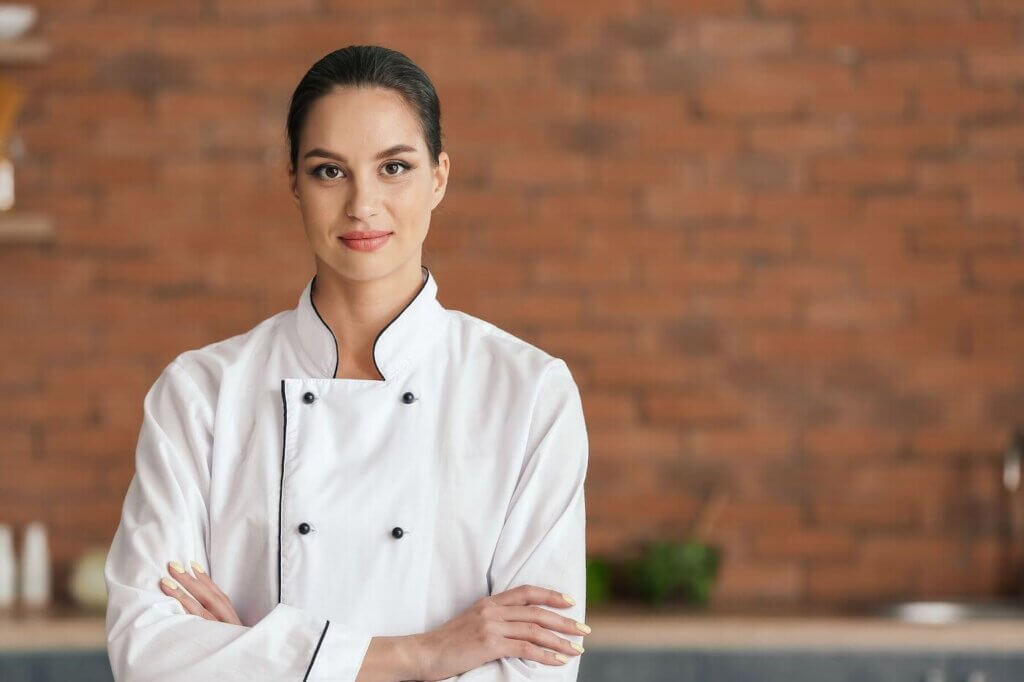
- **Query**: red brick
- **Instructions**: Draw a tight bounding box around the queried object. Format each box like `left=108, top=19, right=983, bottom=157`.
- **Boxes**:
left=857, top=122, right=959, bottom=152
left=713, top=561, right=803, bottom=603
left=914, top=156, right=1018, bottom=190
left=968, top=122, right=1024, bottom=150
left=750, top=328, right=862, bottom=362
left=695, top=224, right=795, bottom=256
left=863, top=57, right=961, bottom=87
left=697, top=19, right=796, bottom=57
left=912, top=224, right=1018, bottom=252
left=644, top=388, right=747, bottom=425
left=865, top=195, right=965, bottom=223
left=806, top=295, right=908, bottom=328
left=809, top=560, right=917, bottom=603
left=969, top=49, right=1024, bottom=81
left=757, top=0, right=859, bottom=15
left=753, top=528, right=856, bottom=560
left=750, top=122, right=851, bottom=153
left=213, top=0, right=318, bottom=16
left=687, top=427, right=794, bottom=461
left=970, top=188, right=1024, bottom=220
left=805, top=20, right=1016, bottom=55
left=753, top=263, right=853, bottom=295
left=812, top=500, right=921, bottom=529
left=641, top=257, right=746, bottom=289
left=812, top=154, right=911, bottom=188
left=591, top=356, right=719, bottom=387
left=918, top=86, right=1019, bottom=118
left=862, top=0, right=972, bottom=16
left=973, top=255, right=1024, bottom=288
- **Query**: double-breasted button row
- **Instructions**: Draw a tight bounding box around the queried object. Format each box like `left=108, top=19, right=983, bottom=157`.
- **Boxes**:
left=301, top=390, right=416, bottom=404
left=296, top=522, right=405, bottom=539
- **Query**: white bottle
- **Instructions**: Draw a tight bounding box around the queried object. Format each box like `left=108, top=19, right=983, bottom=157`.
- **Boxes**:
left=0, top=524, right=15, bottom=610
left=20, top=521, right=50, bottom=609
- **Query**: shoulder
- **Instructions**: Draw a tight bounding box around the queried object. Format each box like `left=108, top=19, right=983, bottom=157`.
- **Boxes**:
left=441, top=307, right=579, bottom=393
left=155, top=308, right=292, bottom=401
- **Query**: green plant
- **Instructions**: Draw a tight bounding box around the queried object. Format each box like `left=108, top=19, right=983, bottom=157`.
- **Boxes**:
left=625, top=539, right=720, bottom=606
left=585, top=557, right=613, bottom=607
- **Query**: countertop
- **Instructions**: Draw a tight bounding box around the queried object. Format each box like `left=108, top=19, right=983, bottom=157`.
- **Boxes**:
left=5, top=603, right=1024, bottom=652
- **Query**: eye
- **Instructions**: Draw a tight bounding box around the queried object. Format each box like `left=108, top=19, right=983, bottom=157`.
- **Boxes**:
left=311, top=164, right=342, bottom=181
left=383, top=161, right=411, bottom=176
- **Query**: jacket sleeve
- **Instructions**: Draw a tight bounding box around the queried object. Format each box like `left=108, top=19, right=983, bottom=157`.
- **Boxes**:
left=445, top=358, right=589, bottom=682
left=104, top=358, right=373, bottom=682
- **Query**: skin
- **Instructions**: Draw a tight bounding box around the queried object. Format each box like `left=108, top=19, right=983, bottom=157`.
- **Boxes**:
left=160, top=85, right=588, bottom=681
left=289, top=85, right=449, bottom=381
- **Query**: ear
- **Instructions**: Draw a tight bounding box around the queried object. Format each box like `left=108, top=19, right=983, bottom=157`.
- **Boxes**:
left=431, top=151, right=450, bottom=211
left=288, top=166, right=299, bottom=205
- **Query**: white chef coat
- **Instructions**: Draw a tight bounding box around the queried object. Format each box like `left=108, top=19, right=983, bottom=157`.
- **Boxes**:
left=104, top=264, right=589, bottom=682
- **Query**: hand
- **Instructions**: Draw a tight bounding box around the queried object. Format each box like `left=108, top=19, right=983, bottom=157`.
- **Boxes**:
left=159, top=559, right=242, bottom=625
left=411, top=585, right=588, bottom=682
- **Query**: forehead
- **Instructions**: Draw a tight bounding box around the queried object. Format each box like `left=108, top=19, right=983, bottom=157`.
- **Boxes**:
left=301, top=86, right=422, bottom=155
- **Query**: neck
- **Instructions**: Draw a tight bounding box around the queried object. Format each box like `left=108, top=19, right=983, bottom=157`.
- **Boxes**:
left=310, top=258, right=425, bottom=380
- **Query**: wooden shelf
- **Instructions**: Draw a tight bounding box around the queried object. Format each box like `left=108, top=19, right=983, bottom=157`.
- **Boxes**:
left=0, top=36, right=49, bottom=63
left=0, top=210, right=54, bottom=243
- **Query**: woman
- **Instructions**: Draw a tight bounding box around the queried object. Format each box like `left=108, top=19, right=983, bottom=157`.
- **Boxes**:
left=104, top=45, right=590, bottom=682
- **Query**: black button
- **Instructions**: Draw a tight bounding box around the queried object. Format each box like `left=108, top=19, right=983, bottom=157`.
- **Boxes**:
left=401, top=392, right=415, bottom=404
left=391, top=527, right=404, bottom=538
left=298, top=522, right=311, bottom=535
left=302, top=392, right=316, bottom=404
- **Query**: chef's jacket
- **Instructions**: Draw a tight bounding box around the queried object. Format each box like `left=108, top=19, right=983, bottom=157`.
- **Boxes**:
left=104, top=265, right=589, bottom=682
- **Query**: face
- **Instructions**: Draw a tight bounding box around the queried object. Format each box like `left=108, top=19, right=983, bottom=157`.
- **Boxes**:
left=289, top=85, right=449, bottom=283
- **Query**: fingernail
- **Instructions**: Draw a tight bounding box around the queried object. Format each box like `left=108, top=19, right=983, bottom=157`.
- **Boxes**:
left=161, top=577, right=178, bottom=590
left=570, top=642, right=585, bottom=653
left=554, top=653, right=569, bottom=663
left=190, top=560, right=206, bottom=574
left=562, top=593, right=576, bottom=605
left=575, top=621, right=591, bottom=634
left=169, top=561, right=185, bottom=574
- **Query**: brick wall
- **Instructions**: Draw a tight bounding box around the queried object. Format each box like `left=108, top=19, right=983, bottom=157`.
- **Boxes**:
left=4, top=0, right=1024, bottom=608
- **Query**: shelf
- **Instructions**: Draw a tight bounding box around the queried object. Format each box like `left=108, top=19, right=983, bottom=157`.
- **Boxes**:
left=0, top=36, right=49, bottom=63
left=0, top=211, right=54, bottom=243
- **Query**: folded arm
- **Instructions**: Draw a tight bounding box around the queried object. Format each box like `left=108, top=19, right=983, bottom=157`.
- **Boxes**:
left=444, top=359, right=590, bottom=681
left=104, top=359, right=376, bottom=682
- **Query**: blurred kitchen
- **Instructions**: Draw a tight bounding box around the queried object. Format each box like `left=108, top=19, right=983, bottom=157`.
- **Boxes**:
left=4, top=0, right=1024, bottom=680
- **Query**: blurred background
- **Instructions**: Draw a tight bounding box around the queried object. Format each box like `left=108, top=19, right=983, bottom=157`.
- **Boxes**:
left=5, top=0, right=1024, bottom=680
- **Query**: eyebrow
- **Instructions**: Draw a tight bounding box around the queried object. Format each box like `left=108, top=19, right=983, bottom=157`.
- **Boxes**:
left=302, top=144, right=418, bottom=163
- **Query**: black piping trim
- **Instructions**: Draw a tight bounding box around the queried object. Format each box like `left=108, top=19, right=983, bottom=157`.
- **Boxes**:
left=277, top=380, right=287, bottom=604
left=303, top=620, right=330, bottom=682
left=370, top=265, right=431, bottom=381
left=309, top=275, right=340, bottom=379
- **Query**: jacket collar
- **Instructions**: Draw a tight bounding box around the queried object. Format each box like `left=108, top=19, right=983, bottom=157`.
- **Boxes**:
left=293, top=265, right=445, bottom=381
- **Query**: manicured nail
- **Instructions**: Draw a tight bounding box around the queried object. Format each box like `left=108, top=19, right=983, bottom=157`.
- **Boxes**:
left=169, top=561, right=185, bottom=574
left=570, top=642, right=585, bottom=653
left=562, top=593, right=576, bottom=605
left=190, top=560, right=206, bottom=574
left=576, top=621, right=591, bottom=634
left=554, top=653, right=569, bottom=663
left=160, top=577, right=178, bottom=590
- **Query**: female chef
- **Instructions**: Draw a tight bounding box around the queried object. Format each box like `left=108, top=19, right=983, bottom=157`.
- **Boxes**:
left=103, top=45, right=590, bottom=682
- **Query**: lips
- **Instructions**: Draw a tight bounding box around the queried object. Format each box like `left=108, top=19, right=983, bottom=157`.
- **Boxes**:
left=338, top=231, right=393, bottom=252
left=340, top=230, right=392, bottom=240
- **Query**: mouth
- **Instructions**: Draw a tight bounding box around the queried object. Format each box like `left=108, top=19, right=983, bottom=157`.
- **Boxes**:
left=340, top=230, right=393, bottom=240
left=338, top=231, right=393, bottom=252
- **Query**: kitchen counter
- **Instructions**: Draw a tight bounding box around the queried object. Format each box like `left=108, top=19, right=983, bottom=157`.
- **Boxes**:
left=5, top=606, right=1024, bottom=652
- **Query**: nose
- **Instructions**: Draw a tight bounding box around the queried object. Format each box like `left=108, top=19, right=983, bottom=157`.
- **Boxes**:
left=345, top=175, right=379, bottom=220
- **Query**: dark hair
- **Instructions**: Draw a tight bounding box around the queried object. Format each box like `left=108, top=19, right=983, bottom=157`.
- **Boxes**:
left=285, top=45, right=443, bottom=172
